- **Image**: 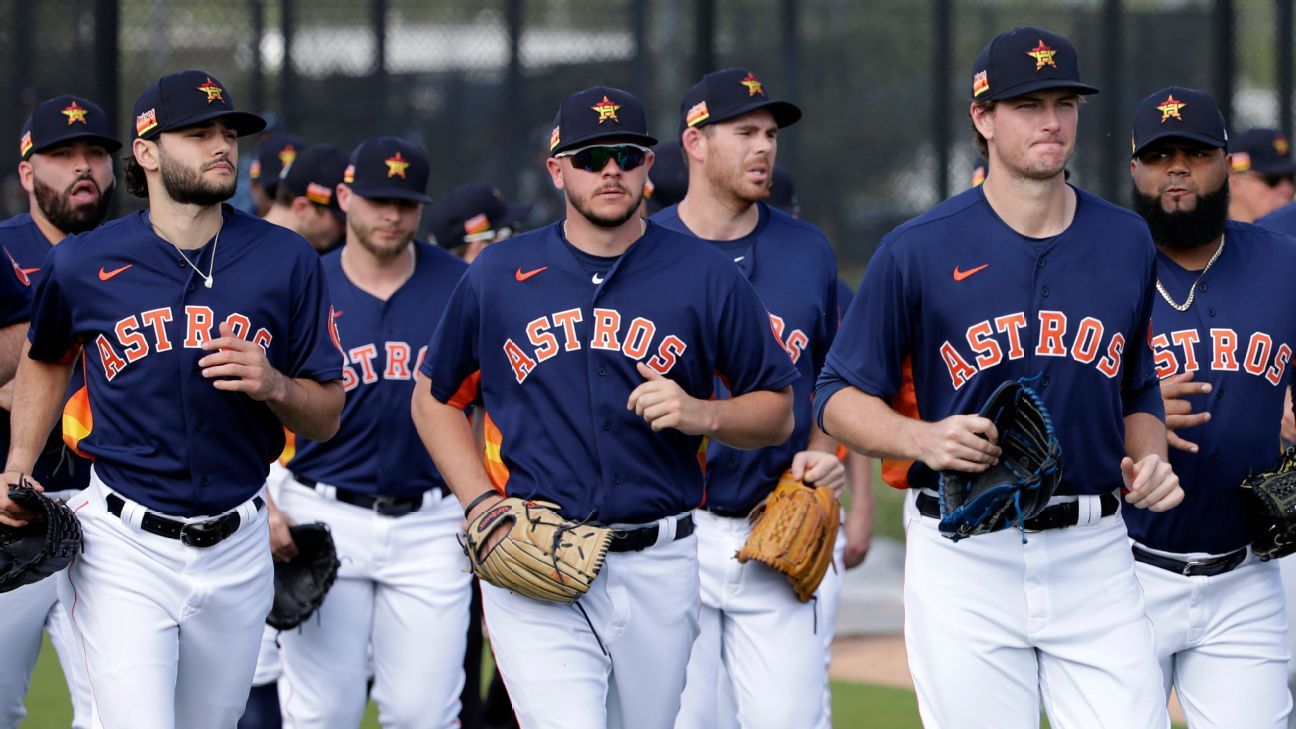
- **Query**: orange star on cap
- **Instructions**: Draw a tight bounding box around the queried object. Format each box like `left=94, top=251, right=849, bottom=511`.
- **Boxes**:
left=740, top=73, right=765, bottom=97
left=591, top=96, right=621, bottom=124
left=278, top=144, right=298, bottom=167
left=385, top=152, right=410, bottom=178
left=61, top=101, right=88, bottom=125
left=1156, top=94, right=1187, bottom=123
left=1027, top=40, right=1058, bottom=71
left=196, top=78, right=225, bottom=104
left=1277, top=135, right=1291, bottom=156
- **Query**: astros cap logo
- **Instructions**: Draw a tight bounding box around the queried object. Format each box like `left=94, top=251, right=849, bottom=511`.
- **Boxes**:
left=343, top=164, right=356, bottom=183
left=135, top=108, right=158, bottom=136
left=385, top=152, right=410, bottom=178
left=18, top=131, right=32, bottom=157
left=591, top=95, right=621, bottom=124
left=196, top=77, right=225, bottom=104
left=1277, top=135, right=1291, bottom=156
left=61, top=100, right=88, bottom=126
left=464, top=213, right=491, bottom=235
left=739, top=73, right=765, bottom=97
left=1026, top=40, right=1058, bottom=71
left=1156, top=94, right=1186, bottom=123
left=685, top=101, right=710, bottom=127
left=278, top=144, right=298, bottom=167
left=549, top=125, right=561, bottom=151
left=972, top=71, right=990, bottom=97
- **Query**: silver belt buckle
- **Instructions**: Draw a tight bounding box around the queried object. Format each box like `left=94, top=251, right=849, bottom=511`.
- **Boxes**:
left=371, top=495, right=399, bottom=513
left=1181, top=559, right=1205, bottom=576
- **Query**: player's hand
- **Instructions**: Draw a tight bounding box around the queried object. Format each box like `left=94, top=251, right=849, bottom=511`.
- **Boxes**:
left=843, top=506, right=872, bottom=570
left=790, top=450, right=846, bottom=496
left=267, top=503, right=299, bottom=562
left=627, top=362, right=714, bottom=436
left=1160, top=372, right=1211, bottom=452
left=199, top=322, right=289, bottom=402
left=914, top=415, right=1001, bottom=473
left=464, top=491, right=509, bottom=555
left=1121, top=455, right=1183, bottom=512
left=1283, top=387, right=1296, bottom=443
left=0, top=471, right=42, bottom=528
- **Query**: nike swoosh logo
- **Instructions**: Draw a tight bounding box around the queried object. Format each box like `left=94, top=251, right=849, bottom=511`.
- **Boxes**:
left=592, top=272, right=605, bottom=285
left=98, top=264, right=133, bottom=281
left=515, top=266, right=548, bottom=282
left=953, top=264, right=989, bottom=282
left=734, top=256, right=745, bottom=262
left=19, top=267, right=39, bottom=275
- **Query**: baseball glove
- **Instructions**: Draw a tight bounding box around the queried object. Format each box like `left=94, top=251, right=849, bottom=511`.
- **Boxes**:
left=0, top=482, right=83, bottom=593
left=736, top=472, right=841, bottom=602
left=938, top=378, right=1063, bottom=542
left=266, top=522, right=340, bottom=630
left=1242, top=445, right=1296, bottom=560
left=464, top=497, right=612, bottom=604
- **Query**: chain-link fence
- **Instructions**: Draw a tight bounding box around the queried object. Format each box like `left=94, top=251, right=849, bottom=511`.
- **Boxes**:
left=1, top=0, right=1291, bottom=273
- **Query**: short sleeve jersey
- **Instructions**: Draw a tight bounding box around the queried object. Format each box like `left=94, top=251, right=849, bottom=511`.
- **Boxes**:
left=289, top=242, right=468, bottom=497
left=419, top=220, right=799, bottom=524
left=26, top=206, right=342, bottom=517
left=817, top=185, right=1164, bottom=496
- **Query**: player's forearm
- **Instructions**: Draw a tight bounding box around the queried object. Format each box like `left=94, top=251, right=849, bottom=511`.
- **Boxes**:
left=805, top=423, right=837, bottom=454
left=1124, top=411, right=1169, bottom=462
left=0, top=323, right=29, bottom=386
left=267, top=378, right=343, bottom=442
left=846, top=452, right=874, bottom=513
left=6, top=348, right=74, bottom=473
left=822, top=386, right=926, bottom=462
left=706, top=387, right=794, bottom=449
left=412, top=380, right=495, bottom=506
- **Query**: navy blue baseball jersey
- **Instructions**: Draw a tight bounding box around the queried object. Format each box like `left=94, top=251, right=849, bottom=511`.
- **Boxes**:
left=814, top=185, right=1164, bottom=496
left=0, top=213, right=54, bottom=288
left=289, top=242, right=467, bottom=497
left=1125, top=222, right=1296, bottom=553
left=652, top=203, right=837, bottom=513
left=26, top=206, right=342, bottom=517
left=0, top=253, right=30, bottom=328
left=420, top=220, right=800, bottom=524
left=1256, top=201, right=1296, bottom=237
left=836, top=278, right=853, bottom=320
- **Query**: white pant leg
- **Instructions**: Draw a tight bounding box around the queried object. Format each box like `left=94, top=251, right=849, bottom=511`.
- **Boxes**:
left=1280, top=554, right=1296, bottom=729
left=0, top=577, right=56, bottom=729
left=368, top=494, right=472, bottom=729
left=1139, top=556, right=1291, bottom=729
left=58, top=474, right=273, bottom=729
left=484, top=530, right=699, bottom=729
left=814, top=513, right=848, bottom=729
left=46, top=579, right=93, bottom=729
left=251, top=627, right=282, bottom=687
left=902, top=491, right=1170, bottom=729
left=675, top=522, right=724, bottom=729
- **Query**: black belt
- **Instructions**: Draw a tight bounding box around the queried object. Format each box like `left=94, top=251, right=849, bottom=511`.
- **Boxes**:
left=292, top=473, right=425, bottom=517
left=608, top=514, right=694, bottom=553
left=106, top=493, right=263, bottom=548
left=1132, top=544, right=1249, bottom=577
left=704, top=506, right=751, bottom=518
left=915, top=491, right=1119, bottom=533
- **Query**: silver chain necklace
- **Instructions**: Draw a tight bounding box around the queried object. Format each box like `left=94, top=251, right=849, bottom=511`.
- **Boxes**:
left=152, top=216, right=221, bottom=289
left=1155, top=236, right=1224, bottom=312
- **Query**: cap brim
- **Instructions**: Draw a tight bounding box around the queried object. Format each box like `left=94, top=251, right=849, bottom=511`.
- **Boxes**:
left=985, top=79, right=1100, bottom=101
left=29, top=134, right=123, bottom=158
left=1251, top=158, right=1296, bottom=176
left=704, top=100, right=803, bottom=129
left=551, top=132, right=658, bottom=156
left=347, top=184, right=433, bottom=205
left=1133, top=131, right=1227, bottom=158
left=154, top=110, right=267, bottom=139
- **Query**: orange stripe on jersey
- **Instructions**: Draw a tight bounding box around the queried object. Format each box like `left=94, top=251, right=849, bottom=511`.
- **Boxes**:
left=448, top=370, right=481, bottom=410
left=482, top=411, right=510, bottom=492
left=881, top=354, right=918, bottom=490
left=278, top=428, right=296, bottom=466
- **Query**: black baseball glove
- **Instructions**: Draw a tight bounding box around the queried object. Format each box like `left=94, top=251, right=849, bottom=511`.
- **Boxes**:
left=266, top=522, right=340, bottom=630
left=0, top=482, right=83, bottom=593
left=1243, top=445, right=1296, bottom=560
left=938, top=379, right=1064, bottom=542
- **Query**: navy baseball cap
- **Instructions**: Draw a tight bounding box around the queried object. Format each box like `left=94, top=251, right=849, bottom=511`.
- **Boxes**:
left=549, top=86, right=656, bottom=156
left=1131, top=87, right=1227, bottom=158
left=19, top=95, right=121, bottom=161
left=645, top=141, right=688, bottom=212
left=970, top=27, right=1099, bottom=102
left=426, top=183, right=533, bottom=249
left=679, top=67, right=801, bottom=133
left=1230, top=128, right=1296, bottom=176
left=343, top=137, right=433, bottom=204
left=251, top=133, right=306, bottom=188
left=132, top=70, right=266, bottom=140
left=280, top=144, right=349, bottom=217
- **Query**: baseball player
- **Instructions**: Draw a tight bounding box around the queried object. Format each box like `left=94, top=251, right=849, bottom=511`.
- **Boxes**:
left=0, top=69, right=344, bottom=729
left=249, top=133, right=307, bottom=218
left=1227, top=128, right=1296, bottom=223
left=814, top=27, right=1183, bottom=728
left=425, top=183, right=533, bottom=264
left=650, top=67, right=842, bottom=729
left=274, top=137, right=473, bottom=729
left=0, top=93, right=120, bottom=729
left=412, top=85, right=798, bottom=729
left=1127, top=86, right=1294, bottom=728
left=262, top=144, right=349, bottom=254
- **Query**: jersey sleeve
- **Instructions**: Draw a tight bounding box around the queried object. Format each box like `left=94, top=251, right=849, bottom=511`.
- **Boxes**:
left=714, top=270, right=799, bottom=394
left=1121, top=249, right=1165, bottom=419
left=26, top=248, right=76, bottom=362
left=284, top=254, right=344, bottom=383
left=0, top=257, right=31, bottom=329
left=420, top=271, right=482, bottom=409
left=821, top=242, right=911, bottom=400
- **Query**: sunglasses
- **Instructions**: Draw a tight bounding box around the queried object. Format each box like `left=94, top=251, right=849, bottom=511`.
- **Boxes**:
left=555, top=144, right=649, bottom=172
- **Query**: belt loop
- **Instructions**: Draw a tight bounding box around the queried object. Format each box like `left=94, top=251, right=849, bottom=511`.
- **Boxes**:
left=316, top=482, right=337, bottom=501
left=1077, top=494, right=1095, bottom=526
left=120, top=497, right=145, bottom=529
left=654, top=515, right=676, bottom=548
